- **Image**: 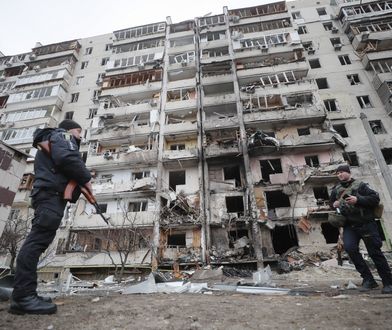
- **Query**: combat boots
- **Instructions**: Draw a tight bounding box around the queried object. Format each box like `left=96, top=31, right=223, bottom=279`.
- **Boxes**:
left=9, top=294, right=57, bottom=315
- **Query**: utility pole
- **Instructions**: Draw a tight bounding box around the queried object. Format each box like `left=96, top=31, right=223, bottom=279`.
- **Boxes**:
left=360, top=112, right=392, bottom=200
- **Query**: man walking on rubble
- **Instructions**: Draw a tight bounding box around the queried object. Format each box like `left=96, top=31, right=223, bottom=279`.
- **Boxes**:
left=9, top=119, right=92, bottom=315
left=330, top=164, right=392, bottom=294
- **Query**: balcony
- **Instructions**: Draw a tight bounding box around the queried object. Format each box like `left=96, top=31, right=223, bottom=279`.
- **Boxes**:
left=248, top=132, right=337, bottom=156
left=351, top=30, right=392, bottom=52
left=113, top=22, right=166, bottom=46
left=243, top=105, right=326, bottom=128
left=204, top=116, right=239, bottom=131
left=86, top=149, right=158, bottom=170
left=50, top=250, right=151, bottom=268
left=162, top=148, right=198, bottom=162
left=204, top=142, right=241, bottom=158
left=92, top=177, right=156, bottom=197
left=164, top=121, right=198, bottom=135
left=96, top=102, right=158, bottom=118
left=203, top=93, right=237, bottom=107
left=89, top=123, right=158, bottom=141
left=72, top=211, right=155, bottom=228
left=30, top=40, right=81, bottom=62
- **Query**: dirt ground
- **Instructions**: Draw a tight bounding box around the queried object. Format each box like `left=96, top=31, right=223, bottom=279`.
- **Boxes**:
left=1, top=265, right=392, bottom=330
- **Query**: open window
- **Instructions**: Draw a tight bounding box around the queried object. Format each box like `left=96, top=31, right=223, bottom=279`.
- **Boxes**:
left=223, top=165, right=241, bottom=187
left=225, top=196, right=244, bottom=216
left=260, top=159, right=283, bottom=183
left=169, top=170, right=185, bottom=191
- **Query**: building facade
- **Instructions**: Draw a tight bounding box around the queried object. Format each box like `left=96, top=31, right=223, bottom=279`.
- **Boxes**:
left=1, top=0, right=392, bottom=276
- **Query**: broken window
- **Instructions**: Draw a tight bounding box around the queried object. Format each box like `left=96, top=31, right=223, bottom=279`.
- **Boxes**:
left=167, top=88, right=196, bottom=102
left=202, top=47, right=229, bottom=58
left=114, top=23, right=166, bottom=40
left=200, top=31, right=226, bottom=42
left=260, top=159, right=283, bottom=183
left=338, top=55, right=351, bottom=65
left=333, top=124, right=349, bottom=137
left=101, top=57, right=109, bottom=66
left=242, top=94, right=283, bottom=111
left=169, top=51, right=195, bottom=65
left=369, top=120, right=386, bottom=134
left=321, top=222, right=339, bottom=244
left=113, top=53, right=156, bottom=69
left=316, top=78, right=329, bottom=89
left=105, top=44, right=112, bottom=51
left=381, top=148, right=392, bottom=165
left=128, top=201, right=147, bottom=212
left=265, top=190, right=290, bottom=209
left=272, top=224, right=298, bottom=254
left=103, top=69, right=163, bottom=89
left=198, top=14, right=225, bottom=27
left=132, top=171, right=150, bottom=180
left=347, top=74, right=360, bottom=85
left=259, top=71, right=297, bottom=86
left=286, top=93, right=313, bottom=108
left=297, top=127, right=310, bottom=136
left=343, top=151, right=359, bottom=166
left=223, top=165, right=241, bottom=187
left=305, top=155, right=320, bottom=167
left=225, top=196, right=244, bottom=216
left=32, top=40, right=80, bottom=56
left=309, top=59, right=321, bottom=69
left=169, top=170, right=185, bottom=191
left=324, top=99, right=340, bottom=112
left=233, top=19, right=291, bottom=34
left=113, top=38, right=164, bottom=53
left=357, top=95, right=372, bottom=108
left=170, top=144, right=186, bottom=151
left=313, top=186, right=329, bottom=204
left=167, top=233, right=186, bottom=246
left=81, top=61, right=88, bottom=69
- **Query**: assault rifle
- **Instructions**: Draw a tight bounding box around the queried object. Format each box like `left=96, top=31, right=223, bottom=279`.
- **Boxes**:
left=37, top=141, right=109, bottom=225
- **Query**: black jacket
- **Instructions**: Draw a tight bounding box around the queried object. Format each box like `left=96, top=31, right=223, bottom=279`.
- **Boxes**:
left=330, top=178, right=380, bottom=224
left=32, top=127, right=91, bottom=193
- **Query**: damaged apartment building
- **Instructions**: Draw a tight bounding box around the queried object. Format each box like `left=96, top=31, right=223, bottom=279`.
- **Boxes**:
left=1, top=0, right=392, bottom=277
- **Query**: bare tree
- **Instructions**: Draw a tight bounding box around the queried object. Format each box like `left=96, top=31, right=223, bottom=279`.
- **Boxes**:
left=0, top=210, right=31, bottom=273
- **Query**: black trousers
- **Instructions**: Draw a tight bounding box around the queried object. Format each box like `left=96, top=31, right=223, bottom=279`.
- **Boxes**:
left=343, top=221, right=392, bottom=286
left=12, top=191, right=66, bottom=300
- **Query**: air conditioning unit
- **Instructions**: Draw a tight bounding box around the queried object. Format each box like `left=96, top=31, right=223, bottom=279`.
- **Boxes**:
left=334, top=43, right=343, bottom=51
left=260, top=44, right=269, bottom=53
left=307, top=47, right=315, bottom=55
left=331, top=27, right=339, bottom=34
left=29, top=53, right=37, bottom=60
left=103, top=151, right=113, bottom=160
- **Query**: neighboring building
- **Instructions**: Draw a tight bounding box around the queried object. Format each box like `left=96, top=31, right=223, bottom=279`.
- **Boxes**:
left=0, top=0, right=391, bottom=276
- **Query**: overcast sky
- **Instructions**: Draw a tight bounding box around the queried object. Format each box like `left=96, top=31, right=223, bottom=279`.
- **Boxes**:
left=0, top=0, right=284, bottom=56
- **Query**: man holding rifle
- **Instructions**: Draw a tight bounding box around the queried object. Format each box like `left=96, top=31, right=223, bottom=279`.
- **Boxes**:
left=10, top=119, right=92, bottom=315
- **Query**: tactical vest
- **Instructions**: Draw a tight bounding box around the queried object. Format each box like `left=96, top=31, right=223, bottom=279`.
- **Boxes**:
left=333, top=180, right=374, bottom=224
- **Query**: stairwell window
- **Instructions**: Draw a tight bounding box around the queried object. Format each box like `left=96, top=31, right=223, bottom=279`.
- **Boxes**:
left=338, top=55, right=351, bottom=65
left=324, top=99, right=340, bottom=112
left=70, top=93, right=79, bottom=103
left=298, top=26, right=308, bottom=34
left=357, top=95, right=372, bottom=108
left=316, top=78, right=329, bottom=89
left=347, top=74, right=360, bottom=85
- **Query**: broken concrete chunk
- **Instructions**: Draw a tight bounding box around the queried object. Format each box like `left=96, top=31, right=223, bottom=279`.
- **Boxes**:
left=191, top=267, right=223, bottom=281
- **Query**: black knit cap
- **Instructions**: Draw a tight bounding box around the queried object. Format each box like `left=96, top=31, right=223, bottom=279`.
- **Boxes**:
left=336, top=164, right=351, bottom=174
left=58, top=119, right=82, bottom=131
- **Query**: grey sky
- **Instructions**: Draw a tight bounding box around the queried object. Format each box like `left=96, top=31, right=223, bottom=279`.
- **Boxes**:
left=0, top=0, right=283, bottom=56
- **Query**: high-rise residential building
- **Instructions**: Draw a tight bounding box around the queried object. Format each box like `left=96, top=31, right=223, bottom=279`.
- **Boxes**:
left=1, top=0, right=392, bottom=278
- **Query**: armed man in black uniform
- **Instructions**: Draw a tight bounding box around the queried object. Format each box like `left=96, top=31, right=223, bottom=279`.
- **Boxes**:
left=330, top=164, right=392, bottom=294
left=9, top=119, right=92, bottom=315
